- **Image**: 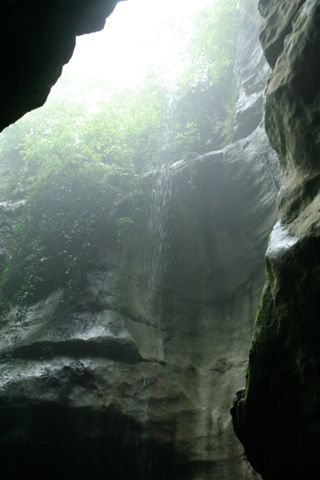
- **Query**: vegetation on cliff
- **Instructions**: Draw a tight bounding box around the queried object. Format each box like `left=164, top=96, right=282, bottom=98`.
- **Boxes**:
left=0, top=0, right=238, bottom=309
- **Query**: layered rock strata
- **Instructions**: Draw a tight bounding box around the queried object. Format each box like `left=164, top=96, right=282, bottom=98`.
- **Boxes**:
left=0, top=130, right=277, bottom=480
left=0, top=0, right=279, bottom=479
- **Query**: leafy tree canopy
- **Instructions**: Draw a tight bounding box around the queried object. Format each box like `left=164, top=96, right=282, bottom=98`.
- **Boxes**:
left=0, top=0, right=239, bottom=308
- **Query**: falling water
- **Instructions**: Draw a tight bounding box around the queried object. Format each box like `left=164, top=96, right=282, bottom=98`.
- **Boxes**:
left=139, top=86, right=178, bottom=476
left=144, top=84, right=177, bottom=310
left=146, top=170, right=173, bottom=288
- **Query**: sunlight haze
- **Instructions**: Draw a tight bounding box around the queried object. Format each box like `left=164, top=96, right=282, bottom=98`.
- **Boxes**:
left=52, top=0, right=215, bottom=102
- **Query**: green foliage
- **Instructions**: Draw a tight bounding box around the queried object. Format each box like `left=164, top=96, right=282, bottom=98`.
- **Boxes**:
left=80, top=75, right=168, bottom=172
left=0, top=0, right=239, bottom=309
left=185, top=0, right=238, bottom=86
left=175, top=0, right=239, bottom=152
left=0, top=101, right=88, bottom=197
left=0, top=161, right=126, bottom=305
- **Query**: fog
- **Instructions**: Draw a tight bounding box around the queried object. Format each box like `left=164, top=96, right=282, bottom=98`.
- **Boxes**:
left=52, top=0, right=214, bottom=103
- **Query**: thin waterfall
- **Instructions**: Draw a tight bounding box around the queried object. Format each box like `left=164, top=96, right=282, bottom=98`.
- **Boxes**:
left=139, top=83, right=178, bottom=475
left=144, top=83, right=177, bottom=312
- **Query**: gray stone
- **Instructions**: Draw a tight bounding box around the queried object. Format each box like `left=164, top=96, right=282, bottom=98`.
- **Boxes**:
left=241, top=1, right=320, bottom=479
left=0, top=1, right=279, bottom=479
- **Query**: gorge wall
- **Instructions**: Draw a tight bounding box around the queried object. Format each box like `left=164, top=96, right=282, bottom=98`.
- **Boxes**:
left=238, top=1, right=320, bottom=479
left=0, top=1, right=281, bottom=479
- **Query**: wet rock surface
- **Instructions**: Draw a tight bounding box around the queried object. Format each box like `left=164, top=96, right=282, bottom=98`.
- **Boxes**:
left=233, top=0, right=270, bottom=142
left=0, top=142, right=278, bottom=480
left=0, top=0, right=279, bottom=478
left=242, top=1, right=320, bottom=478
left=259, top=0, right=306, bottom=67
left=0, top=131, right=277, bottom=478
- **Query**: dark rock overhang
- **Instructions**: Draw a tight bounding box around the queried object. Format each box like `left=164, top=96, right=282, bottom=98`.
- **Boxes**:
left=0, top=0, right=123, bottom=132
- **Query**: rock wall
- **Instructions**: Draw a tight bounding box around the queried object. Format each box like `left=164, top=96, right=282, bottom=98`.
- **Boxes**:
left=0, top=0, right=121, bottom=132
left=0, top=1, right=280, bottom=479
left=241, top=1, right=320, bottom=479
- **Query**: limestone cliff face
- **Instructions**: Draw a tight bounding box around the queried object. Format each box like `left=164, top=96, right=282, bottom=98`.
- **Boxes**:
left=0, top=1, right=278, bottom=479
left=242, top=1, right=320, bottom=479
left=0, top=0, right=121, bottom=131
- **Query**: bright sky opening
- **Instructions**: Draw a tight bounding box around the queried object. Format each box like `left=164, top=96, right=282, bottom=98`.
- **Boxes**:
left=52, top=0, right=215, bottom=103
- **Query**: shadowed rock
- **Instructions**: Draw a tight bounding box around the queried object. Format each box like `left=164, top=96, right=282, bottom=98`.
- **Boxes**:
left=0, top=1, right=279, bottom=478
left=242, top=1, right=320, bottom=478
left=0, top=0, right=122, bottom=131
